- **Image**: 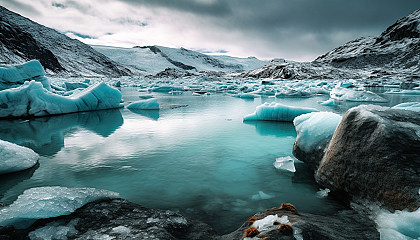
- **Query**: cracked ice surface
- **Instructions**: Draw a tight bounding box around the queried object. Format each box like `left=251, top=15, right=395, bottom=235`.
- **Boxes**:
left=0, top=186, right=119, bottom=228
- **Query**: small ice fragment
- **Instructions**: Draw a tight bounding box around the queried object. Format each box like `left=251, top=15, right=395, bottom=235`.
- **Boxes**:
left=251, top=191, right=274, bottom=200
left=273, top=156, right=296, bottom=173
left=316, top=188, right=330, bottom=198
left=252, top=214, right=289, bottom=231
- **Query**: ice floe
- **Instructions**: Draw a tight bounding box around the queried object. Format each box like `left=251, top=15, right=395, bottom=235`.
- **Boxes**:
left=243, top=102, right=319, bottom=122
left=127, top=98, right=159, bottom=110
left=0, top=139, right=39, bottom=174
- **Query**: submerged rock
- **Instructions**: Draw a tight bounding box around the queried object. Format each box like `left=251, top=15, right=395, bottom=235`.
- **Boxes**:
left=315, top=105, right=420, bottom=211
left=0, top=199, right=217, bottom=240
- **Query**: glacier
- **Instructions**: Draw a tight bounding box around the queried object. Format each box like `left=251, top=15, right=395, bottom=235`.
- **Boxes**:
left=0, top=186, right=119, bottom=229
left=127, top=98, right=160, bottom=110
left=293, top=112, right=342, bottom=152
left=0, top=139, right=39, bottom=174
left=0, top=80, right=122, bottom=118
left=243, top=102, right=319, bottom=121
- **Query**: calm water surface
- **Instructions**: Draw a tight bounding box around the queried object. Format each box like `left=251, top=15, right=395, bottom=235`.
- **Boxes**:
left=0, top=88, right=418, bottom=233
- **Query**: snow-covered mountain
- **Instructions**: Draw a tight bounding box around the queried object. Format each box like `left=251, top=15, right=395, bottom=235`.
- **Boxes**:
left=92, top=45, right=268, bottom=75
left=244, top=9, right=420, bottom=80
left=0, top=6, right=131, bottom=77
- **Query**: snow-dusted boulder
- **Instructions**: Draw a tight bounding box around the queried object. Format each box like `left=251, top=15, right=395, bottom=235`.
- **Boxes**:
left=0, top=139, right=39, bottom=174
left=243, top=102, right=319, bottom=122
left=392, top=102, right=420, bottom=112
left=126, top=98, right=159, bottom=110
left=0, top=80, right=122, bottom=118
left=0, top=60, right=50, bottom=91
left=292, top=112, right=342, bottom=169
left=316, top=105, right=420, bottom=211
left=0, top=187, right=119, bottom=228
left=330, top=86, right=387, bottom=102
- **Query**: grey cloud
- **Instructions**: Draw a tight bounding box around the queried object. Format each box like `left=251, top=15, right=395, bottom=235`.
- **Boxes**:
left=0, top=0, right=41, bottom=15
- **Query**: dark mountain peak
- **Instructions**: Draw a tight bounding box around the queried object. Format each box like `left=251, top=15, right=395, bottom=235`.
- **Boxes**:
left=376, top=9, right=420, bottom=43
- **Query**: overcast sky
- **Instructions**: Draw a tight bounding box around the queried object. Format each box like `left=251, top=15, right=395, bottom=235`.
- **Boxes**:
left=1, top=0, right=419, bottom=61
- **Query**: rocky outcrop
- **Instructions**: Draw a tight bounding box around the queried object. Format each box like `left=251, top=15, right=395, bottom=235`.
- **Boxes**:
left=0, top=6, right=131, bottom=77
left=0, top=199, right=218, bottom=240
left=224, top=204, right=379, bottom=240
left=315, top=105, right=420, bottom=211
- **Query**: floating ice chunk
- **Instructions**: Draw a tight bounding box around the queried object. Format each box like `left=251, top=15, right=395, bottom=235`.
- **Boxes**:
left=0, top=81, right=122, bottom=118
left=243, top=102, right=319, bottom=122
left=28, top=219, right=79, bottom=240
left=0, top=139, right=39, bottom=174
left=234, top=93, right=259, bottom=99
left=275, top=89, right=311, bottom=98
left=330, top=86, right=387, bottom=102
left=319, top=99, right=336, bottom=106
left=251, top=191, right=275, bottom=200
left=0, top=60, right=50, bottom=90
left=150, top=86, right=183, bottom=92
left=0, top=186, right=119, bottom=228
left=392, top=102, right=420, bottom=112
left=273, top=156, right=296, bottom=173
left=252, top=214, right=289, bottom=231
left=64, top=82, right=89, bottom=91
left=316, top=188, right=330, bottom=198
left=293, top=112, right=342, bottom=152
left=126, top=98, right=159, bottom=110
left=375, top=207, right=420, bottom=240
left=385, top=90, right=420, bottom=95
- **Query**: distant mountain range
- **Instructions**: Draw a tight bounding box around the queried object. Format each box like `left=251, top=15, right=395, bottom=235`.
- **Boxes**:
left=0, top=5, right=419, bottom=80
left=244, top=9, right=420, bottom=80
left=92, top=45, right=268, bottom=75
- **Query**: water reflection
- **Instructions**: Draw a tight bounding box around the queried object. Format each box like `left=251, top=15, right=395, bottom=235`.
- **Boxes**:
left=0, top=163, right=38, bottom=200
left=0, top=109, right=123, bottom=156
left=243, top=120, right=296, bottom=138
left=128, top=109, right=160, bottom=120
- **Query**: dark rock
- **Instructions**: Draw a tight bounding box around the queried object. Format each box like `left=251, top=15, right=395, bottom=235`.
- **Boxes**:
left=224, top=207, right=379, bottom=240
left=315, top=105, right=420, bottom=211
left=2, top=198, right=218, bottom=240
left=400, top=81, right=419, bottom=89
left=292, top=141, right=326, bottom=170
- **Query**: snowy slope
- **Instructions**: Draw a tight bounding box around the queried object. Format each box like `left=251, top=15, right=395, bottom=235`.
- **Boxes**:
left=0, top=6, right=131, bottom=77
left=92, top=45, right=268, bottom=75
left=244, top=9, right=420, bottom=80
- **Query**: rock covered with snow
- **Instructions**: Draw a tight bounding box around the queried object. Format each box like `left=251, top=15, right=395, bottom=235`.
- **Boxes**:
left=0, top=187, right=119, bottom=228
left=0, top=60, right=50, bottom=91
left=316, top=105, right=420, bottom=211
left=0, top=139, right=39, bottom=174
left=292, top=112, right=342, bottom=169
left=0, top=80, right=122, bottom=118
left=224, top=206, right=379, bottom=240
left=127, top=98, right=159, bottom=110
left=243, top=102, right=319, bottom=122
left=0, top=198, right=218, bottom=240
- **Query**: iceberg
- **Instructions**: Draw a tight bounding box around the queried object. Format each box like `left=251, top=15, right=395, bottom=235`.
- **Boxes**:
left=273, top=156, right=296, bottom=172
left=0, top=186, right=119, bottom=228
left=0, top=80, right=122, bottom=118
left=0, top=60, right=50, bottom=91
left=0, top=139, right=39, bottom=174
left=392, top=102, right=420, bottom=112
left=126, top=98, right=159, bottom=110
left=243, top=102, right=319, bottom=122
left=293, top=112, right=342, bottom=152
left=330, top=86, right=387, bottom=102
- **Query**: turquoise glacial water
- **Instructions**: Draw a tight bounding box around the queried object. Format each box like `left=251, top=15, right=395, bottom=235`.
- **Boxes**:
left=1, top=89, right=417, bottom=233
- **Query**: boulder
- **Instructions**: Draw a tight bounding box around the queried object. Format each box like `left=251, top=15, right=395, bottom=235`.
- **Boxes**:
left=315, top=105, right=420, bottom=211
left=0, top=199, right=217, bottom=240
left=224, top=204, right=379, bottom=240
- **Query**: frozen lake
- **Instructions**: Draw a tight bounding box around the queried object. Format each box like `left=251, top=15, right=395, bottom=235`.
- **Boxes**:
left=0, top=88, right=419, bottom=233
